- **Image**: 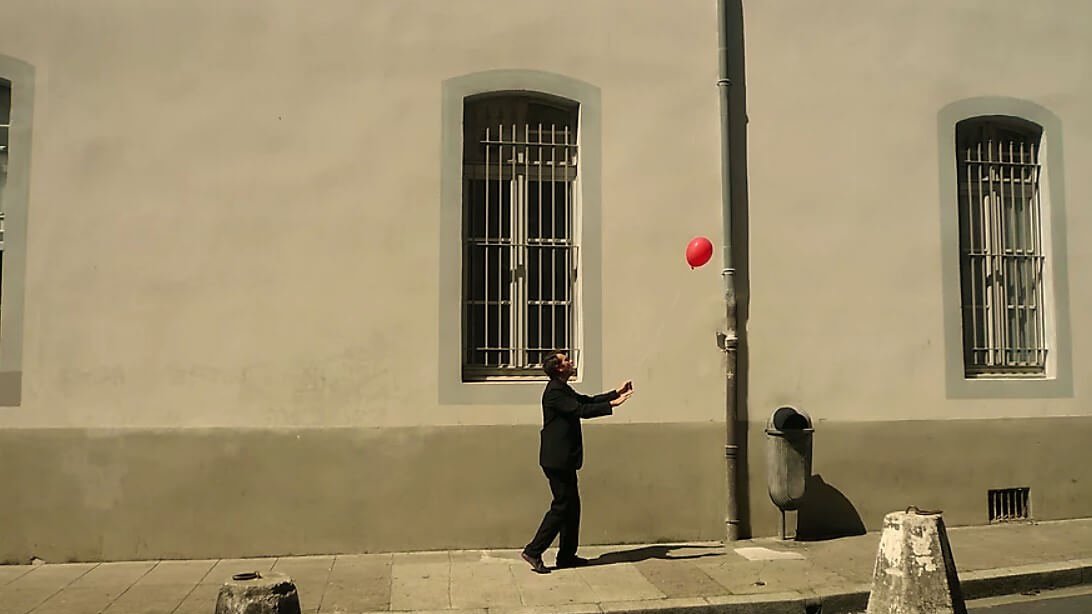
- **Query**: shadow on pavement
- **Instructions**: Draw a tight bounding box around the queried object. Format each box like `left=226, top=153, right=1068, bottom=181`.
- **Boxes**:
left=795, top=474, right=867, bottom=541
left=586, top=544, right=723, bottom=566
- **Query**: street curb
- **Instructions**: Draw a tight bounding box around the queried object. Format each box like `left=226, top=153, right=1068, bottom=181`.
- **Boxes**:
left=958, top=558, right=1092, bottom=600
left=802, top=558, right=1092, bottom=614
left=599, top=592, right=807, bottom=614
left=357, top=559, right=1092, bottom=614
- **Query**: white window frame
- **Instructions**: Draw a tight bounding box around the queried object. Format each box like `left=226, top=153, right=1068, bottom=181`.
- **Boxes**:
left=955, top=116, right=1049, bottom=378
left=0, top=55, right=33, bottom=407
left=938, top=98, right=1073, bottom=399
left=438, top=70, right=603, bottom=404
left=460, top=93, right=582, bottom=382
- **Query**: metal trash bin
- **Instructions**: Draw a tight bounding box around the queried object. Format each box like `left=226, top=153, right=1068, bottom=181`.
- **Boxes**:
left=765, top=405, right=814, bottom=539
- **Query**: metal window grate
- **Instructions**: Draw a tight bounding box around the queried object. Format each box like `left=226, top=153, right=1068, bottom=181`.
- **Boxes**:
left=462, top=96, right=579, bottom=379
left=956, top=119, right=1047, bottom=377
left=988, top=487, right=1030, bottom=523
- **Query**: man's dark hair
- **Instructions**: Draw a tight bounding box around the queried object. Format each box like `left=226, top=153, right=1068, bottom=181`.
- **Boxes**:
left=542, top=351, right=566, bottom=378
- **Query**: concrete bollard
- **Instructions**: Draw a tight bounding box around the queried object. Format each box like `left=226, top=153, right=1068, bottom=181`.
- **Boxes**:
left=865, top=508, right=967, bottom=614
left=215, top=571, right=301, bottom=614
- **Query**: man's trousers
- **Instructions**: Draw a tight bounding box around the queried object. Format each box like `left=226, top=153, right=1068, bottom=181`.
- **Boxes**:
left=524, top=467, right=580, bottom=559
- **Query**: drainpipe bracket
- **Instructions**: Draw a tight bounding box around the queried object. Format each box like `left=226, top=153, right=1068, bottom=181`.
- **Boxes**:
left=716, top=331, right=738, bottom=351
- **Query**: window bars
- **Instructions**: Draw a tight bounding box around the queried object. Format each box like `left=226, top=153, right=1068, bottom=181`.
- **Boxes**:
left=957, top=119, right=1047, bottom=377
left=462, top=97, right=579, bottom=379
left=0, top=80, right=8, bottom=207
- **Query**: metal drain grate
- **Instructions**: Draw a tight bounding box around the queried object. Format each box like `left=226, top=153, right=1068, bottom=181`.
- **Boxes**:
left=988, top=487, right=1030, bottom=522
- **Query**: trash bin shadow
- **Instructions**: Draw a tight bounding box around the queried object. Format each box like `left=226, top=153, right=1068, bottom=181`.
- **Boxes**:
left=795, top=474, right=866, bottom=541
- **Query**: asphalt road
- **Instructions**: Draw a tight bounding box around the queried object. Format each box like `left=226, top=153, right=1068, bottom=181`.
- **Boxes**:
left=969, top=589, right=1092, bottom=613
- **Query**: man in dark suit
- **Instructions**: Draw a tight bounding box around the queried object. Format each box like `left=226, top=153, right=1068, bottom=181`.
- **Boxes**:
left=521, top=351, right=633, bottom=573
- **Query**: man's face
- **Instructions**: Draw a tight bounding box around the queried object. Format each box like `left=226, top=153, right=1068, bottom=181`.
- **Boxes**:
left=555, top=353, right=575, bottom=380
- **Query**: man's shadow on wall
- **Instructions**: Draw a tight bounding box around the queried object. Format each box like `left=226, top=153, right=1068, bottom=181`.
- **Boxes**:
left=794, top=474, right=866, bottom=541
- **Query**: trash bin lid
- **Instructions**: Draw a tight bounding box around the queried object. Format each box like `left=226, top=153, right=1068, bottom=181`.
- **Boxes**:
left=766, top=406, right=813, bottom=432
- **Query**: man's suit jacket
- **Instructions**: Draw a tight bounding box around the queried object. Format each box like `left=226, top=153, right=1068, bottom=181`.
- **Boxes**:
left=539, top=379, right=619, bottom=470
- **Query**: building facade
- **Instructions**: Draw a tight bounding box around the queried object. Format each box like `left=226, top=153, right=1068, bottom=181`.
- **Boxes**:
left=0, top=1, right=1089, bottom=562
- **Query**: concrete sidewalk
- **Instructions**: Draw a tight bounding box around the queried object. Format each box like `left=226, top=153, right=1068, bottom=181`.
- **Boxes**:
left=1, top=519, right=1090, bottom=614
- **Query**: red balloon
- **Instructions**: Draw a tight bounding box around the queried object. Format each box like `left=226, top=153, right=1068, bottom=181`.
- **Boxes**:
left=685, top=236, right=714, bottom=268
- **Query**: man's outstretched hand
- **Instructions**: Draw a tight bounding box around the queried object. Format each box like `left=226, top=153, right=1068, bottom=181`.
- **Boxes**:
left=610, top=390, right=633, bottom=407
left=615, top=380, right=633, bottom=395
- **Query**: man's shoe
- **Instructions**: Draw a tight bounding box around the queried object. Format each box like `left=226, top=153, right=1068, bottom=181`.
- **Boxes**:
left=521, top=551, right=550, bottom=574
left=555, top=555, right=591, bottom=569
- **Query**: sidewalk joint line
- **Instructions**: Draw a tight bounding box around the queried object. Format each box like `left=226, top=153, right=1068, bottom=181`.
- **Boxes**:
left=386, top=553, right=394, bottom=612
left=168, top=559, right=219, bottom=614
left=507, top=559, right=526, bottom=607
left=447, top=550, right=453, bottom=610
left=102, top=560, right=162, bottom=611
left=315, top=554, right=337, bottom=613
left=575, top=562, right=598, bottom=601
left=1, top=564, right=38, bottom=589
left=26, top=562, right=100, bottom=614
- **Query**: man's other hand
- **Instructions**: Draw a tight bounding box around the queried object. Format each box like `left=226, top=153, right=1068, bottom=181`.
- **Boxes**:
left=615, top=380, right=633, bottom=395
left=610, top=391, right=633, bottom=407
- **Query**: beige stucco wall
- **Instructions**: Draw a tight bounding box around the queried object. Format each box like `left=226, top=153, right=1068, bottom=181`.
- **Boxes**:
left=0, top=1, right=732, bottom=560
left=1, top=1, right=1090, bottom=561
left=742, top=0, right=1092, bottom=423
left=0, top=0, right=725, bottom=429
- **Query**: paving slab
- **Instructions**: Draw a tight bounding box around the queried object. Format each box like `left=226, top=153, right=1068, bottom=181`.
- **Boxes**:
left=172, top=582, right=222, bottom=614
left=578, top=564, right=665, bottom=603
left=511, top=564, right=598, bottom=607
left=390, top=553, right=451, bottom=610
left=599, top=596, right=706, bottom=613
left=320, top=554, right=392, bottom=614
left=631, top=559, right=723, bottom=599
left=0, top=566, right=35, bottom=588
left=100, top=583, right=195, bottom=614
left=0, top=563, right=96, bottom=592
left=488, top=605, right=600, bottom=614
left=31, top=586, right=135, bottom=614
left=733, top=547, right=805, bottom=561
left=949, top=521, right=1092, bottom=570
left=272, top=555, right=336, bottom=580
left=133, top=559, right=217, bottom=586
left=273, top=555, right=336, bottom=613
left=0, top=588, right=67, bottom=614
left=700, top=557, right=851, bottom=596
left=67, top=561, right=155, bottom=590
left=449, top=554, right=522, bottom=609
left=793, top=536, right=877, bottom=585
left=201, top=557, right=278, bottom=584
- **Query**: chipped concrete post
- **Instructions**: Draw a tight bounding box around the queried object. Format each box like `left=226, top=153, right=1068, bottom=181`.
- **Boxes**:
left=215, top=571, right=301, bottom=614
left=866, top=508, right=967, bottom=614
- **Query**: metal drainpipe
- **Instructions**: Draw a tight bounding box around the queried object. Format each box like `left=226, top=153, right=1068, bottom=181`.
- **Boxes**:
left=715, top=0, right=740, bottom=543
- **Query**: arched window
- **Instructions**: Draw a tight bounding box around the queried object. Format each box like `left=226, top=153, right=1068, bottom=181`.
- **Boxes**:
left=461, top=93, right=580, bottom=380
left=0, top=55, right=33, bottom=406
left=0, top=79, right=8, bottom=303
left=956, top=116, right=1047, bottom=377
